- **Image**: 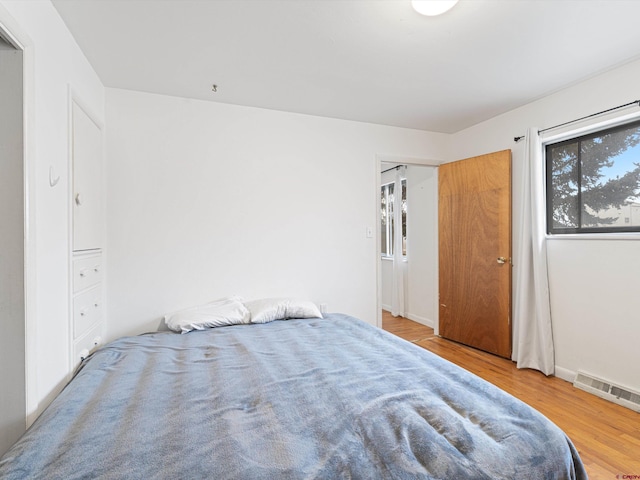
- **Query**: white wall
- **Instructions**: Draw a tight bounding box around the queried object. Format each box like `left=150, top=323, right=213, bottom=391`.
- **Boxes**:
left=451, top=58, right=640, bottom=391
left=105, top=88, right=449, bottom=341
left=0, top=0, right=105, bottom=419
left=406, top=165, right=438, bottom=326
left=380, top=165, right=437, bottom=327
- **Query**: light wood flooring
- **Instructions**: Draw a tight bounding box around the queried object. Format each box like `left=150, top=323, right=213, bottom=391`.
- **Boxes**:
left=382, top=311, right=640, bottom=479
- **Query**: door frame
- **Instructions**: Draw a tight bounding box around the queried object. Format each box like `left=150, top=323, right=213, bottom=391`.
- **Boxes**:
left=374, top=154, right=441, bottom=331
left=0, top=6, right=37, bottom=427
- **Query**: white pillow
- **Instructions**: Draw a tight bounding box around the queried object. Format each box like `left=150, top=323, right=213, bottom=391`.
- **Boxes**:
left=245, top=298, right=323, bottom=324
left=164, top=296, right=250, bottom=334
left=285, top=299, right=323, bottom=320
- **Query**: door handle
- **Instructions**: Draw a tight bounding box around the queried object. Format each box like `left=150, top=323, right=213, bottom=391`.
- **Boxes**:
left=497, top=257, right=507, bottom=264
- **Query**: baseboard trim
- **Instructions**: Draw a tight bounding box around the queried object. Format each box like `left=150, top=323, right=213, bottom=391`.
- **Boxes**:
left=381, top=306, right=434, bottom=329
left=554, top=366, right=576, bottom=383
left=406, top=313, right=434, bottom=329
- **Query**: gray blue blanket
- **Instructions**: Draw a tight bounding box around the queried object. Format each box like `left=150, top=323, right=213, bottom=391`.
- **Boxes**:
left=0, top=313, right=586, bottom=479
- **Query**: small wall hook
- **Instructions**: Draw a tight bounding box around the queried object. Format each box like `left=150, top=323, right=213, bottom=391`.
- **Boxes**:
left=49, top=166, right=60, bottom=187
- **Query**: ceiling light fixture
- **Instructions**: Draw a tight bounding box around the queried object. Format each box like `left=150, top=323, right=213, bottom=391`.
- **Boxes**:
left=411, top=0, right=458, bottom=16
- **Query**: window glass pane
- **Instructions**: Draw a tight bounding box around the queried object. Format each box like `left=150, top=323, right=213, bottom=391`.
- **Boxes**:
left=580, top=125, right=640, bottom=228
left=547, top=119, right=640, bottom=234
left=388, top=183, right=395, bottom=255
left=401, top=179, right=407, bottom=256
left=381, top=179, right=408, bottom=256
left=380, top=186, right=388, bottom=255
left=549, top=142, right=579, bottom=229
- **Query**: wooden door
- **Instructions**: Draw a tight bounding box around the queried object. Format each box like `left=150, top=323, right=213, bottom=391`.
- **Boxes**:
left=438, top=150, right=512, bottom=358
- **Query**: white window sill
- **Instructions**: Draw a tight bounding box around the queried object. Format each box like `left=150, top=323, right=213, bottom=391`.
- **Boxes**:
left=546, top=233, right=640, bottom=241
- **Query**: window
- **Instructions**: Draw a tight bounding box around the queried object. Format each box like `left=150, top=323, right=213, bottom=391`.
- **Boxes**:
left=546, top=119, right=640, bottom=234
left=381, top=179, right=406, bottom=256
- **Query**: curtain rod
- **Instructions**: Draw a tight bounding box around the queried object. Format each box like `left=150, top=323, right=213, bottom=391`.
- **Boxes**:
left=381, top=164, right=406, bottom=174
left=514, top=99, right=640, bottom=142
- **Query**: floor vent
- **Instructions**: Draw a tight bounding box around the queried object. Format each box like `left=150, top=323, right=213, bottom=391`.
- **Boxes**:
left=574, top=371, right=640, bottom=413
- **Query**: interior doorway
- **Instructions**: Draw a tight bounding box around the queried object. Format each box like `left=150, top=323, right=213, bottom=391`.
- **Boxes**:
left=377, top=158, right=439, bottom=332
left=0, top=28, right=25, bottom=456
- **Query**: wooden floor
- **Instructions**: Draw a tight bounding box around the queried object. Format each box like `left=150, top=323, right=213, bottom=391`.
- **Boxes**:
left=382, top=311, right=640, bottom=479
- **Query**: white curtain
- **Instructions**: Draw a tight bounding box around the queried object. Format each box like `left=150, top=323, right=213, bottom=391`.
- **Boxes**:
left=512, top=127, right=555, bottom=375
left=391, top=166, right=407, bottom=317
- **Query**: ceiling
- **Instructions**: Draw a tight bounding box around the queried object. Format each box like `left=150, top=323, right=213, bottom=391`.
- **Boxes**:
left=52, top=0, right=640, bottom=134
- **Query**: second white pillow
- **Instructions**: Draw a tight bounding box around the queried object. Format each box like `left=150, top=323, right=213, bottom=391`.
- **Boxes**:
left=165, top=296, right=250, bottom=333
left=245, top=298, right=322, bottom=324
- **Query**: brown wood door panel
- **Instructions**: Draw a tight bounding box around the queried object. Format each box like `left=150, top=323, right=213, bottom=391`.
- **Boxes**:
left=439, top=150, right=512, bottom=358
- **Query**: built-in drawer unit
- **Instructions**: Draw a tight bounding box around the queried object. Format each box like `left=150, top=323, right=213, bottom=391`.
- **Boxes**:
left=70, top=99, right=104, bottom=372
left=71, top=251, right=104, bottom=370
left=73, top=322, right=103, bottom=365
left=73, top=285, right=102, bottom=339
left=73, top=254, right=102, bottom=293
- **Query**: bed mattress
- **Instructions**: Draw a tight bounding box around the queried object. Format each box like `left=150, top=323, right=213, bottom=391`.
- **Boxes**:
left=0, top=313, right=586, bottom=479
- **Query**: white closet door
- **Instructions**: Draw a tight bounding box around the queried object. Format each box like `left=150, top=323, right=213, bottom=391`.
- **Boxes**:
left=72, top=102, right=103, bottom=251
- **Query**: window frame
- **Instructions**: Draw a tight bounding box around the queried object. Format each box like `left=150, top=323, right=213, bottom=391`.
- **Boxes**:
left=545, top=118, right=640, bottom=235
left=380, top=181, right=393, bottom=257
left=380, top=178, right=407, bottom=258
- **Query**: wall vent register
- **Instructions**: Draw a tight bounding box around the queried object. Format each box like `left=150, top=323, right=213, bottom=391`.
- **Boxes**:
left=574, top=370, right=640, bottom=413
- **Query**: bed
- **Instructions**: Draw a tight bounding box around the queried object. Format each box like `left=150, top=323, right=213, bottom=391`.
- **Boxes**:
left=0, top=312, right=586, bottom=479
